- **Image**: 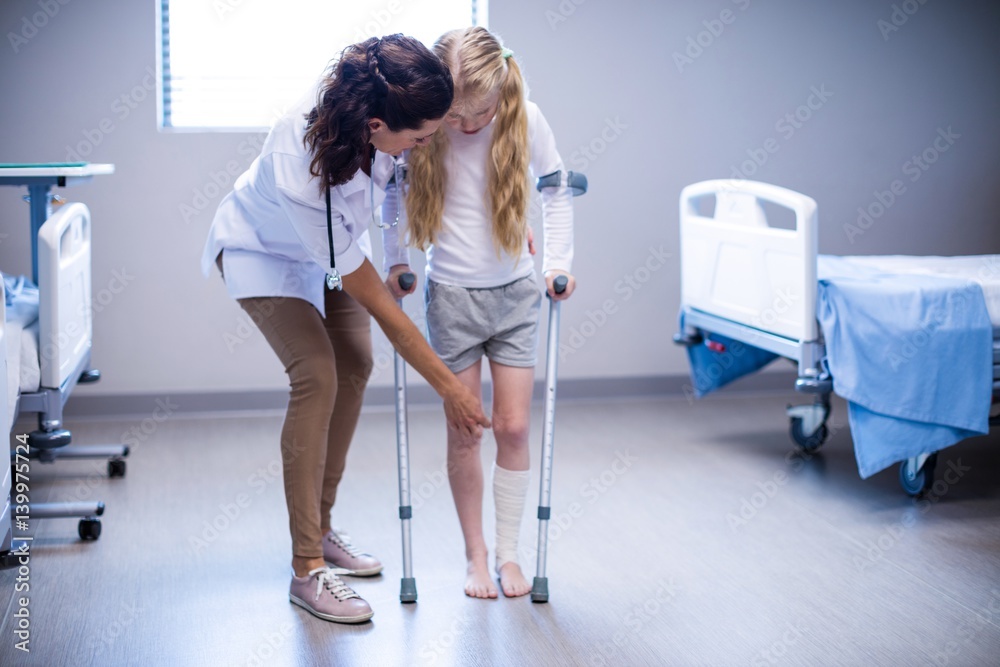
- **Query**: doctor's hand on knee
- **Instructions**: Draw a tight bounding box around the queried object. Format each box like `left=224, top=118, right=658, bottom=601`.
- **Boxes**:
left=386, top=264, right=417, bottom=299
left=545, top=271, right=576, bottom=301
left=443, top=384, right=491, bottom=438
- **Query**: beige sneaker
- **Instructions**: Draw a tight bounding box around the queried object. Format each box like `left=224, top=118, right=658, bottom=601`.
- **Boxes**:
left=289, top=567, right=373, bottom=624
left=323, top=529, right=383, bottom=577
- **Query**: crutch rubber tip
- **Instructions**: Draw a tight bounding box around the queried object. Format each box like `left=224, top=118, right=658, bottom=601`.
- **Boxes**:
left=530, top=577, right=549, bottom=603
left=400, top=577, right=417, bottom=603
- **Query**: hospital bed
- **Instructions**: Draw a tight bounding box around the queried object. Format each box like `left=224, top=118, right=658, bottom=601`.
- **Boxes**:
left=3, top=202, right=128, bottom=555
left=2, top=276, right=12, bottom=557
left=674, top=179, right=999, bottom=495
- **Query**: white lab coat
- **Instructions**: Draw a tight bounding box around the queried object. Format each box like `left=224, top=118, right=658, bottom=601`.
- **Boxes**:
left=200, top=84, right=396, bottom=316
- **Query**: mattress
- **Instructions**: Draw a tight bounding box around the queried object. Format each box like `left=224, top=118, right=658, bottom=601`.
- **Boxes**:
left=4, top=281, right=41, bottom=427
left=832, top=255, right=1000, bottom=327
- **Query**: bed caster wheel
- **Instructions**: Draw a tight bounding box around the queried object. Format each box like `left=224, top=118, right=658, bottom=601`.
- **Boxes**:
left=787, top=407, right=829, bottom=453
left=789, top=419, right=827, bottom=452
left=78, top=517, right=102, bottom=541
left=899, top=453, right=937, bottom=497
left=108, top=458, right=127, bottom=478
left=787, top=402, right=830, bottom=452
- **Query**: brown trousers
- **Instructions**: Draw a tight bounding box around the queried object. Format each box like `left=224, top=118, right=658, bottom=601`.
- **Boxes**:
left=237, top=288, right=373, bottom=559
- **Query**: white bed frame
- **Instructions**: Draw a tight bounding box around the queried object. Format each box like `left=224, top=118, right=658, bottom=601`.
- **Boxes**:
left=675, top=179, right=999, bottom=494
left=677, top=179, right=830, bottom=392
left=15, top=202, right=93, bottom=427
left=3, top=201, right=116, bottom=550
left=4, top=202, right=94, bottom=549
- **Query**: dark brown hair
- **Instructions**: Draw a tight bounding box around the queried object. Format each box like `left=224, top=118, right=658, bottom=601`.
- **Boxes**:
left=304, top=34, right=453, bottom=188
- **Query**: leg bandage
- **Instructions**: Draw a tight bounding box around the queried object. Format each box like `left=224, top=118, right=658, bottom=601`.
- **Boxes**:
left=492, top=463, right=531, bottom=572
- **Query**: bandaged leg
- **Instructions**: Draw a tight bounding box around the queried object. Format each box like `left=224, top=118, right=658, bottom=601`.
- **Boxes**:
left=492, top=463, right=530, bottom=572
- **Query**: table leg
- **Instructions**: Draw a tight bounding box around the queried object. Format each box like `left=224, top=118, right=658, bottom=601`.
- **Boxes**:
left=27, top=184, right=53, bottom=284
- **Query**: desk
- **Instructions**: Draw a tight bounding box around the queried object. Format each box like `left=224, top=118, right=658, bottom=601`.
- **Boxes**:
left=0, top=163, right=114, bottom=283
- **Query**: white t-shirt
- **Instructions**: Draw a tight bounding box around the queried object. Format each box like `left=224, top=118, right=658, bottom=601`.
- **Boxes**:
left=382, top=100, right=573, bottom=288
left=200, top=83, right=396, bottom=316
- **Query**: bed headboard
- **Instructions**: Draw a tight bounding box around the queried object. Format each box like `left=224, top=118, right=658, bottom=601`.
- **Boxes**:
left=37, top=202, right=92, bottom=390
left=679, top=179, right=819, bottom=343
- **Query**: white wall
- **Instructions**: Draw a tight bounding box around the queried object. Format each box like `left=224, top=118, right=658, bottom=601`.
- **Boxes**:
left=1, top=0, right=998, bottom=401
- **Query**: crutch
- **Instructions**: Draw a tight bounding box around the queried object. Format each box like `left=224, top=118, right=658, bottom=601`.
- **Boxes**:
left=394, top=271, right=418, bottom=602
left=531, top=170, right=587, bottom=603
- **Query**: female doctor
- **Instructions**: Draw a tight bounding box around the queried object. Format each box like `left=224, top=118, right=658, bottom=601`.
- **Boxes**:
left=201, top=35, right=490, bottom=624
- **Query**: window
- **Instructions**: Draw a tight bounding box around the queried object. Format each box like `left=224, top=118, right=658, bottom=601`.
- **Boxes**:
left=159, top=0, right=484, bottom=130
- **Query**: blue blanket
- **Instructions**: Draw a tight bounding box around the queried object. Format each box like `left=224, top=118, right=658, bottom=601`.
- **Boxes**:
left=684, top=257, right=994, bottom=478
left=817, top=256, right=992, bottom=477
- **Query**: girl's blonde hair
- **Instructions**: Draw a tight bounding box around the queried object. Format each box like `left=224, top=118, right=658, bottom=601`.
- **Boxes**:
left=405, top=27, right=529, bottom=258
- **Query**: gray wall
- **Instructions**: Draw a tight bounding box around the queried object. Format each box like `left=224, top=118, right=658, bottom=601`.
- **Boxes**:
left=1, top=0, right=998, bottom=403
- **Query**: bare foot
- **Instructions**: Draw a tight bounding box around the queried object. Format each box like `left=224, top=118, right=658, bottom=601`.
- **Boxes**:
left=465, top=557, right=498, bottom=599
left=497, top=562, right=531, bottom=598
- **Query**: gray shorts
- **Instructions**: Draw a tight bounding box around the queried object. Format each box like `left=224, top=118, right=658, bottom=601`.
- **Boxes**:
left=425, top=275, right=543, bottom=373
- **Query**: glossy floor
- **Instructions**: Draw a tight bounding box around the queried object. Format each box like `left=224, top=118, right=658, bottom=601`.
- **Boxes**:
left=2, top=392, right=999, bottom=666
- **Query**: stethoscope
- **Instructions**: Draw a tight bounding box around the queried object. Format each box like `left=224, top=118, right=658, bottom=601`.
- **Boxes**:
left=324, top=151, right=405, bottom=291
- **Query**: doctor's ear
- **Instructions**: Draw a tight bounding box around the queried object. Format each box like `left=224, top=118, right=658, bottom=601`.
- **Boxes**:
left=367, top=118, right=387, bottom=134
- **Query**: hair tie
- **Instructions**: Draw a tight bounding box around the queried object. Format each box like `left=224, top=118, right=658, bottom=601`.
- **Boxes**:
left=501, top=47, right=514, bottom=60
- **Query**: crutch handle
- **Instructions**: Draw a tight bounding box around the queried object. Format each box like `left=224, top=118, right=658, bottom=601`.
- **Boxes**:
left=398, top=272, right=416, bottom=291
left=552, top=274, right=568, bottom=295
left=536, top=170, right=588, bottom=196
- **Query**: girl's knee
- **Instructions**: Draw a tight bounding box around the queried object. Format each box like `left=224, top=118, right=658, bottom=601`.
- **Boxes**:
left=493, top=413, right=530, bottom=447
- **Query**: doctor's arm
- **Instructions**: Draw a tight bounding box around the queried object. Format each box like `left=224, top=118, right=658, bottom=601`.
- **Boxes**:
left=342, top=259, right=489, bottom=436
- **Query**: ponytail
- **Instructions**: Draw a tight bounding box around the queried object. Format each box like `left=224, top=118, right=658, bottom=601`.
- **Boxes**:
left=486, top=54, right=529, bottom=258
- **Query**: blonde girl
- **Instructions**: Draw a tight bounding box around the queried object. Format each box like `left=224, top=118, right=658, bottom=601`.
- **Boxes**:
left=383, top=26, right=575, bottom=598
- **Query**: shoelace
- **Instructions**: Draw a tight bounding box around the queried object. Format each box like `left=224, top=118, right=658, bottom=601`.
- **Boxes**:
left=327, top=529, right=364, bottom=558
left=309, top=568, right=360, bottom=602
